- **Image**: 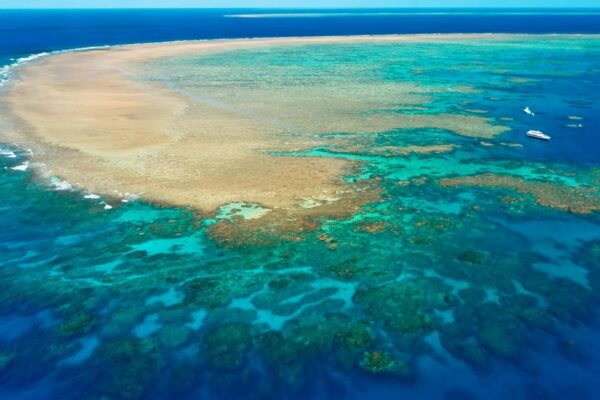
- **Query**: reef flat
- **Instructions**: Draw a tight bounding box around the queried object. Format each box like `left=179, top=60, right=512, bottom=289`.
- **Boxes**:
left=0, top=35, right=509, bottom=222
left=0, top=34, right=599, bottom=399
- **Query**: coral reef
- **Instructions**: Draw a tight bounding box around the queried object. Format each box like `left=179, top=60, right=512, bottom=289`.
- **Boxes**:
left=441, top=173, right=600, bottom=214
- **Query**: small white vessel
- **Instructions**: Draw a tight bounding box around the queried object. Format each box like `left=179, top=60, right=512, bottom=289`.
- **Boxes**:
left=523, top=106, right=535, bottom=116
left=527, top=130, right=551, bottom=140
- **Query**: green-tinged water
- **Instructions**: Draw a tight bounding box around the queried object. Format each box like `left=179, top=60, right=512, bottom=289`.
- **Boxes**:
left=1, top=36, right=600, bottom=399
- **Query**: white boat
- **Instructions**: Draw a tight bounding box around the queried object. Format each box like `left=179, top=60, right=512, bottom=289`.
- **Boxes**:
left=523, top=106, right=535, bottom=116
left=527, top=130, right=551, bottom=141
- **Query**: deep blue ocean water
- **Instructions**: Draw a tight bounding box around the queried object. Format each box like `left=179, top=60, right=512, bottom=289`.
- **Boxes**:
left=0, top=9, right=599, bottom=400
left=2, top=8, right=600, bottom=63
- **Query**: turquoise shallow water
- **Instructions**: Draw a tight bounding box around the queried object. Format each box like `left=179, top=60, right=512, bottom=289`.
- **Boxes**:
left=1, top=36, right=600, bottom=399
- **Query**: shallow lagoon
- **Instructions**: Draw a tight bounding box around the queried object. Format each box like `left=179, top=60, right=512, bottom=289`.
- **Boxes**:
left=1, top=36, right=600, bottom=399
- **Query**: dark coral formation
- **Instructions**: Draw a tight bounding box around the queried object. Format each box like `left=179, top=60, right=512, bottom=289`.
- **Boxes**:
left=441, top=173, right=600, bottom=214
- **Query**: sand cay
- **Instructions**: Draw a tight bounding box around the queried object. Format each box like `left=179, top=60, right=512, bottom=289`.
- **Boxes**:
left=0, top=34, right=510, bottom=222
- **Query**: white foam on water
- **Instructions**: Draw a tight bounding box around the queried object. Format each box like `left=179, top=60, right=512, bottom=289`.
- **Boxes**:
left=0, top=43, right=124, bottom=90
left=1, top=52, right=50, bottom=87
left=116, top=191, right=140, bottom=202
left=84, top=193, right=100, bottom=200
left=16, top=52, right=50, bottom=64
left=0, top=149, right=17, bottom=158
left=10, top=161, right=29, bottom=171
left=49, top=176, right=72, bottom=191
left=0, top=66, right=10, bottom=87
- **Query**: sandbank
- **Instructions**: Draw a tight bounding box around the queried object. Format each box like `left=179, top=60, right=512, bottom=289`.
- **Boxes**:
left=0, top=34, right=513, bottom=221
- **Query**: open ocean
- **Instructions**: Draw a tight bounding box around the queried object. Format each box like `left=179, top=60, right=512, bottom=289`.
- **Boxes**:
left=0, top=8, right=600, bottom=400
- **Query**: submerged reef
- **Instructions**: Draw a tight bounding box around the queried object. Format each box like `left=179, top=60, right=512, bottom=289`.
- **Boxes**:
left=441, top=173, right=600, bottom=214
left=359, top=351, right=411, bottom=378
left=354, top=283, right=433, bottom=336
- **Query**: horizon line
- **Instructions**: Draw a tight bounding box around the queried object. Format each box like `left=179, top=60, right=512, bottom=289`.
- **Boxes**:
left=2, top=6, right=600, bottom=10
